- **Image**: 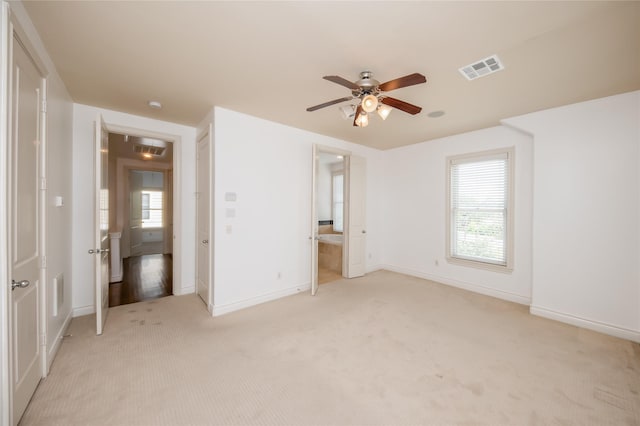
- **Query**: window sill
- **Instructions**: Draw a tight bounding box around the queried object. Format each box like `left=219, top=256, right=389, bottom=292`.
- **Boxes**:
left=446, top=256, right=513, bottom=274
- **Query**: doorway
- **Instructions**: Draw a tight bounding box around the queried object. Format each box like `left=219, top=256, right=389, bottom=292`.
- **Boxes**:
left=106, top=133, right=174, bottom=307
left=316, top=152, right=345, bottom=285
left=311, top=145, right=367, bottom=295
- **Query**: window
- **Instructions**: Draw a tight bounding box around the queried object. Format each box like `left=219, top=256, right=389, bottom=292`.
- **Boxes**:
left=447, top=148, right=513, bottom=270
left=332, top=173, right=344, bottom=232
left=141, top=190, right=163, bottom=228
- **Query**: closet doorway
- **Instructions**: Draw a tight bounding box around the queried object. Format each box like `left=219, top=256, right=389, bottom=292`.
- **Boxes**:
left=107, top=133, right=174, bottom=306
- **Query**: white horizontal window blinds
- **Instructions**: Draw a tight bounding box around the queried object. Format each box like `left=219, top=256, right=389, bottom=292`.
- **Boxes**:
left=141, top=190, right=163, bottom=228
left=332, top=173, right=344, bottom=232
left=450, top=153, right=508, bottom=266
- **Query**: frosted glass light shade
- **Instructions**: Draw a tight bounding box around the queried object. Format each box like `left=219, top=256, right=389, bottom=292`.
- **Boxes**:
left=355, top=112, right=369, bottom=127
left=361, top=95, right=378, bottom=113
left=377, top=104, right=392, bottom=120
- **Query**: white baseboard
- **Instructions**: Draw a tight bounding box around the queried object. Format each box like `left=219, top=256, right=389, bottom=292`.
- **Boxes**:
left=46, top=309, right=72, bottom=373
left=380, top=264, right=531, bottom=306
left=366, top=264, right=383, bottom=274
left=530, top=305, right=640, bottom=343
left=174, top=285, right=195, bottom=296
left=72, top=305, right=94, bottom=317
left=212, top=283, right=311, bottom=316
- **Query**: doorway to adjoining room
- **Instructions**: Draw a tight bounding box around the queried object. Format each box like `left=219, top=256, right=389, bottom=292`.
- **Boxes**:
left=316, top=151, right=345, bottom=284
left=107, top=133, right=174, bottom=307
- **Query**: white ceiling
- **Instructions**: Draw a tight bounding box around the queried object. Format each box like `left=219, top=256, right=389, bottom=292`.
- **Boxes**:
left=22, top=1, right=640, bottom=150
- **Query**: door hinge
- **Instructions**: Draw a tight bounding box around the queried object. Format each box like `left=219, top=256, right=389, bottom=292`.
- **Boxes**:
left=195, top=192, right=200, bottom=199
left=40, top=334, right=46, bottom=346
left=40, top=177, right=47, bottom=190
left=41, top=100, right=47, bottom=114
left=41, top=255, right=47, bottom=268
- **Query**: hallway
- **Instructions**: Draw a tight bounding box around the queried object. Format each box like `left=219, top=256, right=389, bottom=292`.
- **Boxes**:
left=109, top=254, right=172, bottom=307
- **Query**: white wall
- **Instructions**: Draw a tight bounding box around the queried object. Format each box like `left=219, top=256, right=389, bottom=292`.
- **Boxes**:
left=211, top=107, right=385, bottom=314
left=504, top=91, right=640, bottom=341
left=71, top=104, right=197, bottom=315
left=381, top=126, right=534, bottom=304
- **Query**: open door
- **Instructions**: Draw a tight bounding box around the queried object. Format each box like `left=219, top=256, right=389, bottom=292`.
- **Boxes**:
left=195, top=126, right=212, bottom=309
left=9, top=30, right=45, bottom=424
left=345, top=155, right=366, bottom=278
left=310, top=147, right=319, bottom=295
left=93, top=114, right=109, bottom=335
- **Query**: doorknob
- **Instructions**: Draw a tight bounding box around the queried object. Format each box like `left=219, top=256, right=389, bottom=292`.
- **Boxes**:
left=11, top=279, right=30, bottom=291
left=202, top=240, right=208, bottom=245
left=362, top=230, right=367, bottom=234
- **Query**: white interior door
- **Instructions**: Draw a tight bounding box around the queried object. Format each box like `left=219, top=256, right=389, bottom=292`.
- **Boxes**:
left=310, top=147, right=319, bottom=295
left=346, top=155, right=366, bottom=278
left=196, top=127, right=211, bottom=308
left=128, top=170, right=143, bottom=256
left=94, top=115, right=109, bottom=335
left=10, top=33, right=44, bottom=424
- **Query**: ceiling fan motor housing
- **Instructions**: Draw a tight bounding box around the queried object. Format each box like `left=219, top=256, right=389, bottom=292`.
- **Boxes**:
left=353, top=71, right=380, bottom=97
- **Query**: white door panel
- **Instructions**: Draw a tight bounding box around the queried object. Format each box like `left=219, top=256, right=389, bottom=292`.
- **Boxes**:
left=310, top=148, right=319, bottom=295
left=196, top=127, right=211, bottom=308
left=129, top=170, right=143, bottom=256
left=346, top=155, right=366, bottom=278
left=10, top=33, right=44, bottom=424
left=94, top=115, right=109, bottom=335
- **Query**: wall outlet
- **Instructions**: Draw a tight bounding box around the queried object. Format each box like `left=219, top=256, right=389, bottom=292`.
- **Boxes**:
left=434, top=259, right=439, bottom=266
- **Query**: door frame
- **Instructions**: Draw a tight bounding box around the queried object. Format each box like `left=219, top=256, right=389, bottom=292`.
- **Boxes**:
left=116, top=161, right=173, bottom=259
left=1, top=8, right=49, bottom=425
left=102, top=123, right=182, bottom=297
left=311, top=144, right=351, bottom=294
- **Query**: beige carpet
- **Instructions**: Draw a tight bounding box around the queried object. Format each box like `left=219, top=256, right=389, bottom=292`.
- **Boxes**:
left=21, top=270, right=640, bottom=425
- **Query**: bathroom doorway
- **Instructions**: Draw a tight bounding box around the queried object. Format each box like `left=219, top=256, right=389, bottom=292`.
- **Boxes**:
left=107, top=133, right=174, bottom=306
left=311, top=145, right=367, bottom=295
left=316, top=151, right=345, bottom=285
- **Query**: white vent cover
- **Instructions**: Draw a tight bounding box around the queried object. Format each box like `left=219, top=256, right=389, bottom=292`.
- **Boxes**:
left=459, top=55, right=504, bottom=81
left=133, top=144, right=165, bottom=156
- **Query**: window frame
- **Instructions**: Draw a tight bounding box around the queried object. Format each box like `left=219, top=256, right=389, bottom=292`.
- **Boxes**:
left=331, top=171, right=344, bottom=233
left=445, top=147, right=514, bottom=273
left=141, top=189, right=164, bottom=229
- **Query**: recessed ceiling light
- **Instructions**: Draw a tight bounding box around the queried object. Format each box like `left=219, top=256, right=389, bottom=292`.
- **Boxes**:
left=148, top=100, right=162, bottom=109
left=142, top=153, right=153, bottom=159
left=337, top=155, right=343, bottom=160
left=428, top=110, right=446, bottom=118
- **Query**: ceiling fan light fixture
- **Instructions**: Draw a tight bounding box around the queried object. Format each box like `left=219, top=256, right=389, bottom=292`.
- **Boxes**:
left=377, top=104, right=392, bottom=120
left=355, top=111, right=369, bottom=127
left=361, top=94, right=378, bottom=113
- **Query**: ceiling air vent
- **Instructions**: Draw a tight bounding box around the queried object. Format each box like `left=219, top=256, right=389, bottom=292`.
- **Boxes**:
left=458, top=55, right=504, bottom=81
left=133, top=144, right=165, bottom=156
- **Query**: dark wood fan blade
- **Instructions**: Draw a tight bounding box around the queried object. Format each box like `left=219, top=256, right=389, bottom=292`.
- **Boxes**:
left=378, top=73, right=427, bottom=92
left=306, top=96, right=353, bottom=112
left=353, top=105, right=363, bottom=127
left=381, top=97, right=422, bottom=115
left=323, top=75, right=360, bottom=90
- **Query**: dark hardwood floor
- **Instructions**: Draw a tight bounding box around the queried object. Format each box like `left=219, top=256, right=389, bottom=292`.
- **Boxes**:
left=109, top=254, right=173, bottom=307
